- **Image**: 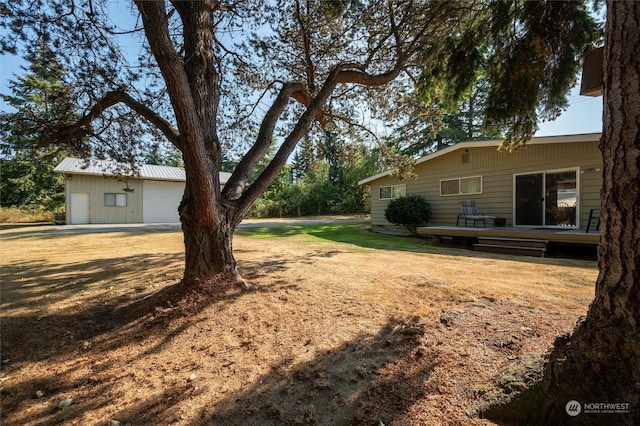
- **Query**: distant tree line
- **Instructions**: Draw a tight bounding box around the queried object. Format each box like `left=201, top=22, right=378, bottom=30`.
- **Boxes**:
left=245, top=132, right=382, bottom=218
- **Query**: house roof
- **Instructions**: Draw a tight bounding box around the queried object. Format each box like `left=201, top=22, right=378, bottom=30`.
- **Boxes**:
left=54, top=157, right=232, bottom=183
left=358, top=132, right=602, bottom=185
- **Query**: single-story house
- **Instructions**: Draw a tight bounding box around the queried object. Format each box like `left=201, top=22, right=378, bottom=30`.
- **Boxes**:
left=359, top=133, right=603, bottom=233
left=54, top=157, right=231, bottom=224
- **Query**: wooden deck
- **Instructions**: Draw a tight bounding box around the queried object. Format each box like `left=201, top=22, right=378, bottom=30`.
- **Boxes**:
left=417, top=225, right=600, bottom=246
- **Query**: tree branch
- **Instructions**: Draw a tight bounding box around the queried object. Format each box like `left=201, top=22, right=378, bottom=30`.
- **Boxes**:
left=227, top=7, right=416, bottom=218
left=55, top=90, right=183, bottom=150
left=223, top=66, right=368, bottom=204
left=232, top=67, right=347, bottom=220
left=325, top=111, right=381, bottom=144
left=225, top=0, right=453, bottom=223
left=336, top=66, right=403, bottom=87
left=230, top=58, right=403, bottom=220
left=136, top=0, right=199, bottom=145
left=227, top=81, right=278, bottom=129
left=295, top=0, right=316, bottom=92
left=118, top=91, right=182, bottom=149
left=222, top=81, right=308, bottom=200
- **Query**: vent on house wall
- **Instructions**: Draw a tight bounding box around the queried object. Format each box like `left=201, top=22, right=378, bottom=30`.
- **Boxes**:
left=462, top=151, right=470, bottom=164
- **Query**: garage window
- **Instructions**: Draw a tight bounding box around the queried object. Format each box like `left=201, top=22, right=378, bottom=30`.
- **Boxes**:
left=105, top=193, right=127, bottom=207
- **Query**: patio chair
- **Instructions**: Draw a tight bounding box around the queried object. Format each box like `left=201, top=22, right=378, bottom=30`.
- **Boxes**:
left=456, top=200, right=496, bottom=227
left=586, top=208, right=601, bottom=233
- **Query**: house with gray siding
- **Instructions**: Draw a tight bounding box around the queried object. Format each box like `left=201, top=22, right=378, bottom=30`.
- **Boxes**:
left=359, top=133, right=603, bottom=234
left=54, top=158, right=231, bottom=224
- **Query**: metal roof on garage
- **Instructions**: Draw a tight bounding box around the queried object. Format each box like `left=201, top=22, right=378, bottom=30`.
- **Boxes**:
left=54, top=157, right=231, bottom=183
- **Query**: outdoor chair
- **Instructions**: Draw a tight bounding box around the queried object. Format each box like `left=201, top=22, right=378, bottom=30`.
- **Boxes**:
left=456, top=200, right=496, bottom=227
left=586, top=208, right=601, bottom=233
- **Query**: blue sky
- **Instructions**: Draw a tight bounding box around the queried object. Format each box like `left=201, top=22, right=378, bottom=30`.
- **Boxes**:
left=534, top=83, right=602, bottom=136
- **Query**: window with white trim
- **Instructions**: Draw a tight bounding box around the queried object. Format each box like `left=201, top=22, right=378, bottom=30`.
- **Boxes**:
left=379, top=184, right=406, bottom=200
left=104, top=193, right=127, bottom=207
left=440, top=176, right=482, bottom=196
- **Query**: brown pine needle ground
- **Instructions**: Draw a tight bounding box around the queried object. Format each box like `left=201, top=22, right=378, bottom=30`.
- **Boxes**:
left=0, top=223, right=597, bottom=425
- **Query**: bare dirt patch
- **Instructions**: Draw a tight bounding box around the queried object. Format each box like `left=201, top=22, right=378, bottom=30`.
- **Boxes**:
left=0, top=225, right=597, bottom=425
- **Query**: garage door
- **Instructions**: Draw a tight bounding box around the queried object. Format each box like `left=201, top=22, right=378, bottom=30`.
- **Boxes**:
left=70, top=192, right=91, bottom=224
left=142, top=180, right=184, bottom=223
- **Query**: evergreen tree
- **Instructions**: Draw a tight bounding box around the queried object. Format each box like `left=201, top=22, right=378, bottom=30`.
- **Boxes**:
left=0, top=38, right=75, bottom=210
left=0, top=149, right=65, bottom=210
left=319, top=130, right=344, bottom=185
left=332, top=144, right=381, bottom=213
left=290, top=137, right=316, bottom=181
left=392, top=79, right=500, bottom=157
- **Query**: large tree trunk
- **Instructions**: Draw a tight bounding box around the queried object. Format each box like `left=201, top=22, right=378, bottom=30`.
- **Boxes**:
left=176, top=166, right=246, bottom=295
left=135, top=1, right=247, bottom=296
left=180, top=216, right=244, bottom=291
left=485, top=2, right=640, bottom=424
left=180, top=199, right=242, bottom=290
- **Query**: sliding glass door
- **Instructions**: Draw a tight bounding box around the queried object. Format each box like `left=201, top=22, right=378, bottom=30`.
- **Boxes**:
left=545, top=171, right=578, bottom=226
left=515, top=173, right=544, bottom=226
left=514, top=169, right=578, bottom=227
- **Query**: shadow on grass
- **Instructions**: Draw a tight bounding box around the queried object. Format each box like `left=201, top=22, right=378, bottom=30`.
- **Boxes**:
left=0, top=247, right=359, bottom=425
left=2, top=316, right=437, bottom=425
left=0, top=246, right=341, bottom=358
left=200, top=320, right=438, bottom=426
left=108, top=319, right=438, bottom=426
left=0, top=253, right=183, bottom=311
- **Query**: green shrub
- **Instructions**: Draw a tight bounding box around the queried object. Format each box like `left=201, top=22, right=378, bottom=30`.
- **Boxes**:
left=246, top=198, right=281, bottom=218
left=384, top=195, right=432, bottom=235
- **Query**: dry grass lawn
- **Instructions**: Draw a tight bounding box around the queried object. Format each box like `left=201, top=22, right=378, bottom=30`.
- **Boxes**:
left=0, top=223, right=597, bottom=425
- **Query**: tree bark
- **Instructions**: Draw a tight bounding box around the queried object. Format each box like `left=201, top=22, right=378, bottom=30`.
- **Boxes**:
left=485, top=2, right=640, bottom=424
left=179, top=196, right=245, bottom=292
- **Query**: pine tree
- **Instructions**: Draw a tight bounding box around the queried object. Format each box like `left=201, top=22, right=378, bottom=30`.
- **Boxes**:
left=393, top=79, right=500, bottom=157
left=0, top=39, right=76, bottom=210
left=319, top=130, right=344, bottom=186
left=291, top=137, right=317, bottom=181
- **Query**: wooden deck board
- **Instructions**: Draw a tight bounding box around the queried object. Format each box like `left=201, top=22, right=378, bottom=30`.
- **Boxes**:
left=416, top=226, right=600, bottom=246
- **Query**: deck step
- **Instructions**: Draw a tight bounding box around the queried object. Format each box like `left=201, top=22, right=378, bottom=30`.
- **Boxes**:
left=474, top=237, right=548, bottom=257
left=473, top=244, right=547, bottom=257
left=477, top=237, right=549, bottom=249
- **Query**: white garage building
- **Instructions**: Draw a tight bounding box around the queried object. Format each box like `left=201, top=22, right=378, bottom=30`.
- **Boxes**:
left=54, top=158, right=231, bottom=224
